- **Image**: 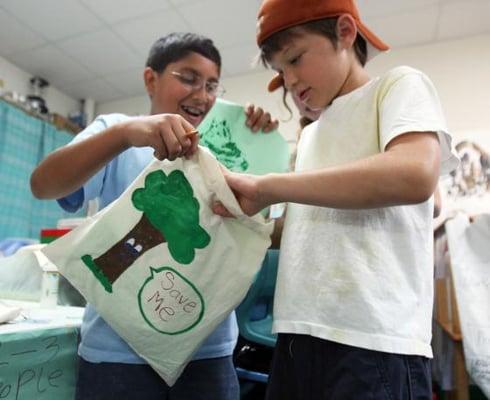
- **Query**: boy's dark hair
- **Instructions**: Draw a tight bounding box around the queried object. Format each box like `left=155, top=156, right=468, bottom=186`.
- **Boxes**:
left=260, top=18, right=367, bottom=67
left=146, top=32, right=222, bottom=74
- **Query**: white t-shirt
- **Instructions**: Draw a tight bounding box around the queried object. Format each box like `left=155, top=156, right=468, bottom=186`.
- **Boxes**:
left=274, top=66, right=459, bottom=358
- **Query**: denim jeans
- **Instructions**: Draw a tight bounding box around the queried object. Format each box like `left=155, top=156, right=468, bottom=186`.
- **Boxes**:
left=76, top=355, right=239, bottom=400
left=266, top=333, right=432, bottom=400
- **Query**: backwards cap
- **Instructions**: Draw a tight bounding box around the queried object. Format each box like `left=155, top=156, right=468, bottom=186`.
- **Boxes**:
left=257, top=0, right=389, bottom=91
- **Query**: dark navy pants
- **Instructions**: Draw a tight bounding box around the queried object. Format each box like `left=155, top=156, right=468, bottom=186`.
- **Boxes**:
left=75, top=355, right=239, bottom=400
left=266, top=334, right=432, bottom=400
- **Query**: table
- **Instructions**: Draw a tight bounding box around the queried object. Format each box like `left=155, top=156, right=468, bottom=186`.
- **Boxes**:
left=0, top=300, right=83, bottom=400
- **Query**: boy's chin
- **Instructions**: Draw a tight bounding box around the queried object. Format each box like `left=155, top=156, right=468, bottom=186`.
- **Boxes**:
left=304, top=100, right=323, bottom=112
left=302, top=95, right=324, bottom=111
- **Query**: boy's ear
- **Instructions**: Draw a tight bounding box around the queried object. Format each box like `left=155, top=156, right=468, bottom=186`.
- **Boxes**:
left=143, top=67, right=156, bottom=98
left=336, top=14, right=357, bottom=50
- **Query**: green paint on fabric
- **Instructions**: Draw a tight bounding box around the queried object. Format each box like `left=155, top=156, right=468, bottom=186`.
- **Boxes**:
left=200, top=119, right=249, bottom=171
left=132, top=170, right=211, bottom=264
left=80, top=169, right=210, bottom=293
left=81, top=254, right=113, bottom=293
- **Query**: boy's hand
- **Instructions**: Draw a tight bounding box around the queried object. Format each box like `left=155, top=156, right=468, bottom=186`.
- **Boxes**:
left=122, top=114, right=199, bottom=160
left=213, top=168, right=270, bottom=217
left=244, top=103, right=279, bottom=133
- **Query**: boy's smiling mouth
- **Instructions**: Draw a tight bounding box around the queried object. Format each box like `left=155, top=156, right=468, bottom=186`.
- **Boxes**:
left=181, top=104, right=206, bottom=125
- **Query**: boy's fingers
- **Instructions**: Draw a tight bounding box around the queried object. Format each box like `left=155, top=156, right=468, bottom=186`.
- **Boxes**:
left=263, top=118, right=279, bottom=133
left=212, top=201, right=234, bottom=218
left=160, top=125, right=183, bottom=161
left=178, top=118, right=199, bottom=155
left=218, top=165, right=239, bottom=192
left=180, top=116, right=197, bottom=134
left=183, top=133, right=199, bottom=158
left=244, top=103, right=253, bottom=116
left=151, top=133, right=168, bottom=160
left=173, top=122, right=194, bottom=153
left=252, top=111, right=272, bottom=132
left=186, top=131, right=200, bottom=156
left=153, top=147, right=167, bottom=160
left=246, top=108, right=263, bottom=131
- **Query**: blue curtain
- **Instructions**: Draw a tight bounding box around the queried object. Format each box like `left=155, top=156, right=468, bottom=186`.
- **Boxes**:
left=0, top=100, right=82, bottom=241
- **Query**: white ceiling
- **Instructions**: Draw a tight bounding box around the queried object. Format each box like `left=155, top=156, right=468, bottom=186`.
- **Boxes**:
left=1, top=0, right=489, bottom=103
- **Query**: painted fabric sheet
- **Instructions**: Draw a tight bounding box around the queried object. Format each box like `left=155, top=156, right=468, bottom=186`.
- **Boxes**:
left=446, top=214, right=490, bottom=397
left=199, top=98, right=289, bottom=175
left=42, top=148, right=273, bottom=385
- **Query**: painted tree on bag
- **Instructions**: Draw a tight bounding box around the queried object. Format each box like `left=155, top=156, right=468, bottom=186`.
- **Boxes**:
left=81, top=169, right=211, bottom=293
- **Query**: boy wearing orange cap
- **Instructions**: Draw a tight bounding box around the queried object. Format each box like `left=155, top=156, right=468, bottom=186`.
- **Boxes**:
left=214, top=0, right=459, bottom=398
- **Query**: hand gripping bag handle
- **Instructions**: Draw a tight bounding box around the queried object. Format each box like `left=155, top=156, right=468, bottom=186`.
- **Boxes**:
left=195, top=147, right=272, bottom=234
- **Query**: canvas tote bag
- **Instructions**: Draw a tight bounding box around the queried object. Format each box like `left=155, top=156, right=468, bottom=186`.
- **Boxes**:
left=42, top=146, right=273, bottom=385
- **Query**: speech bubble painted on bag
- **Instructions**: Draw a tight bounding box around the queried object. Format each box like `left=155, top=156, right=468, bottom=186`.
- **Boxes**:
left=138, top=267, right=205, bottom=335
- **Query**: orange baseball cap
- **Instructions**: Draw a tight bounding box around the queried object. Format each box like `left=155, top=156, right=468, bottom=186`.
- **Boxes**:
left=257, top=0, right=389, bottom=91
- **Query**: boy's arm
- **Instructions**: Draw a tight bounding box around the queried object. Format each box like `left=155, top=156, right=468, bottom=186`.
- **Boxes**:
left=213, top=131, right=440, bottom=216
left=31, top=114, right=198, bottom=200
left=266, top=131, right=440, bottom=209
left=31, top=123, right=128, bottom=200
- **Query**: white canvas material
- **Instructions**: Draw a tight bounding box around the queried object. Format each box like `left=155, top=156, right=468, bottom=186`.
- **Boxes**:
left=43, top=147, right=273, bottom=385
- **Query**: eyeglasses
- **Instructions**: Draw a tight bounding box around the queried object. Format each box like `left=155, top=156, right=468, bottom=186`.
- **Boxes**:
left=171, top=71, right=225, bottom=97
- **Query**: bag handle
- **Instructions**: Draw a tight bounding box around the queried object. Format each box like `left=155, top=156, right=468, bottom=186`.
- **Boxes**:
left=196, top=147, right=270, bottom=229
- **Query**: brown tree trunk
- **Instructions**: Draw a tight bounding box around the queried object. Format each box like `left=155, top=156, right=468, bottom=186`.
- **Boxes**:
left=92, top=214, right=165, bottom=284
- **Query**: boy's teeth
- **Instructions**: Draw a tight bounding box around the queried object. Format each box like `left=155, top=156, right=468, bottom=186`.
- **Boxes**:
left=182, top=105, right=203, bottom=116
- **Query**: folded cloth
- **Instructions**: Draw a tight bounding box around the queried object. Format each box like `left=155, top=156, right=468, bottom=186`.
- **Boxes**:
left=0, top=301, right=21, bottom=323
left=0, top=238, right=38, bottom=257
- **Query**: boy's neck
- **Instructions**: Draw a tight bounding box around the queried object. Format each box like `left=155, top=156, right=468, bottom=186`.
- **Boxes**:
left=337, top=64, right=371, bottom=98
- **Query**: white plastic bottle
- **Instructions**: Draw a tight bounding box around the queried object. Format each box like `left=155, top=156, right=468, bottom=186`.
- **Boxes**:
left=40, top=270, right=59, bottom=308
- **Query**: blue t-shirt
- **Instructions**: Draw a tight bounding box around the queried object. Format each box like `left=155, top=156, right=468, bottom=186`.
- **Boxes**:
left=59, top=113, right=238, bottom=363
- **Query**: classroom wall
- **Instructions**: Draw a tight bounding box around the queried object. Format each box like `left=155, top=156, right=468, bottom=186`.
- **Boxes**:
left=97, top=33, right=490, bottom=148
left=96, top=94, right=149, bottom=119
left=367, top=33, right=490, bottom=150
left=0, top=55, right=79, bottom=117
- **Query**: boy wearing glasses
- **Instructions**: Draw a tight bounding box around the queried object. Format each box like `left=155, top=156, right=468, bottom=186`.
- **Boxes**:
left=31, top=32, right=278, bottom=400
